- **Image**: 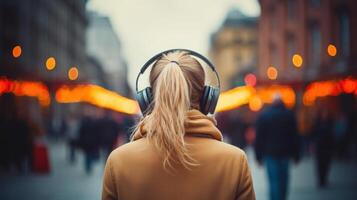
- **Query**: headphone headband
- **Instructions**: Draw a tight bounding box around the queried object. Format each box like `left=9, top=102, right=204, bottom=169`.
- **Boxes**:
left=135, top=49, right=220, bottom=91
left=135, top=49, right=221, bottom=115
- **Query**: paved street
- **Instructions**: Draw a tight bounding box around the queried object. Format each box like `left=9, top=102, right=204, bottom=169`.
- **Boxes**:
left=1, top=142, right=357, bottom=200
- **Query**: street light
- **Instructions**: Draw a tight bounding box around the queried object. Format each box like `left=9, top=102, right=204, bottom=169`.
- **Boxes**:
left=68, top=67, right=79, bottom=80
left=327, top=44, right=337, bottom=57
left=267, top=66, right=278, bottom=80
left=12, top=45, right=22, bottom=58
left=46, top=57, right=56, bottom=70
left=292, top=54, right=303, bottom=68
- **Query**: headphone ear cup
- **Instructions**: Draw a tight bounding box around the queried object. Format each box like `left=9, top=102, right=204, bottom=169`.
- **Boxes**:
left=200, top=86, right=220, bottom=115
left=208, top=87, right=220, bottom=114
left=135, top=87, right=153, bottom=115
left=200, top=86, right=211, bottom=115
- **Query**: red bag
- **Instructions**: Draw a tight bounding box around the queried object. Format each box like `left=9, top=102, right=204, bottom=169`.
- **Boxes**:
left=32, top=142, right=50, bottom=173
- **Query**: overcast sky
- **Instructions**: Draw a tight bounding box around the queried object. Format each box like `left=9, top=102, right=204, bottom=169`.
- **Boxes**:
left=87, top=0, right=260, bottom=90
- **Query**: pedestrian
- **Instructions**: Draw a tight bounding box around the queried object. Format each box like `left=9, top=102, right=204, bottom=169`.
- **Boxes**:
left=65, top=113, right=80, bottom=164
left=333, top=111, right=348, bottom=159
left=98, top=112, right=120, bottom=160
left=0, top=94, right=32, bottom=173
left=312, top=109, right=334, bottom=188
left=217, top=111, right=248, bottom=149
left=254, top=95, right=300, bottom=200
left=102, top=49, right=255, bottom=200
left=78, top=107, right=101, bottom=175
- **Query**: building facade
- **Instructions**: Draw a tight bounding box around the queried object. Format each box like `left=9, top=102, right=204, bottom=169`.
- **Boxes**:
left=258, top=0, right=357, bottom=84
left=86, top=11, right=130, bottom=96
left=0, top=0, right=88, bottom=83
left=210, top=9, right=258, bottom=91
left=0, top=0, right=91, bottom=136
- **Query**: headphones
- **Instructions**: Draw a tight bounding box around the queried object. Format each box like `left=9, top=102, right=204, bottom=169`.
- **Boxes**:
left=135, top=49, right=220, bottom=115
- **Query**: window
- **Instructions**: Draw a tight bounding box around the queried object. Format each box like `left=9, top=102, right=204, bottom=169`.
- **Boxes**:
left=270, top=44, right=279, bottom=67
left=287, top=37, right=296, bottom=68
left=310, top=0, right=321, bottom=8
left=287, top=0, right=296, bottom=20
left=309, top=24, right=321, bottom=67
left=269, top=5, right=277, bottom=30
left=338, top=12, right=350, bottom=57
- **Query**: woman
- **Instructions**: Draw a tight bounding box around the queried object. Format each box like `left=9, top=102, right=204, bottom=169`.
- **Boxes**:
left=102, top=50, right=255, bottom=200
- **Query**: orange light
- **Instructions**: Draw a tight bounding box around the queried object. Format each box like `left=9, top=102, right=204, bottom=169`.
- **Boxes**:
left=341, top=79, right=356, bottom=93
left=68, top=67, right=79, bottom=80
left=0, top=78, right=50, bottom=106
left=46, top=57, right=56, bottom=70
left=292, top=54, right=303, bottom=68
left=303, top=93, right=314, bottom=106
left=303, top=78, right=357, bottom=106
left=256, top=85, right=296, bottom=108
left=215, top=86, right=255, bottom=112
left=249, top=96, right=263, bottom=112
left=244, top=73, right=257, bottom=87
left=12, top=45, right=22, bottom=58
left=267, top=66, right=278, bottom=80
left=327, top=44, right=337, bottom=57
left=55, top=84, right=140, bottom=114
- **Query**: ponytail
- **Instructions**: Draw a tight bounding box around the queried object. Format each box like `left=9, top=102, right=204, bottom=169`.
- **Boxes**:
left=133, top=51, right=204, bottom=170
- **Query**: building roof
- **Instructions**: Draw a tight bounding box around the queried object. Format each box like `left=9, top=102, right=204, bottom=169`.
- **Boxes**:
left=223, top=8, right=258, bottom=27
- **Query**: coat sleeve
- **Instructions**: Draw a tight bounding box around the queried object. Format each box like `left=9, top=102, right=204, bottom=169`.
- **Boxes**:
left=102, top=156, right=118, bottom=200
left=236, top=153, right=256, bottom=200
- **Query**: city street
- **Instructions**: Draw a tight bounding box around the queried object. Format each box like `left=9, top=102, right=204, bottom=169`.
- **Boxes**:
left=1, top=0, right=357, bottom=200
left=1, top=141, right=356, bottom=200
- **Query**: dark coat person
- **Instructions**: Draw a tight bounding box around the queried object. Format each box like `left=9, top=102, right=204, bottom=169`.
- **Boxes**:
left=255, top=98, right=300, bottom=200
left=98, top=115, right=120, bottom=159
left=79, top=116, right=101, bottom=174
left=312, top=110, right=334, bottom=187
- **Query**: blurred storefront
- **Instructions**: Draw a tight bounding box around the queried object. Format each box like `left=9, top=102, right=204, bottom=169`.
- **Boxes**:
left=258, top=0, right=357, bottom=83
left=0, top=0, right=132, bottom=137
left=258, top=0, right=357, bottom=136
left=0, top=0, right=88, bottom=82
left=0, top=0, right=89, bottom=137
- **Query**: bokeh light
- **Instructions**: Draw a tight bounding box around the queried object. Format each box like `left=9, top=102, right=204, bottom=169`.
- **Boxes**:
left=12, top=45, right=22, bottom=58
left=45, top=57, right=56, bottom=70
left=327, top=44, right=337, bottom=57
left=267, top=66, right=278, bottom=80
left=249, top=95, right=263, bottom=111
left=292, top=54, right=303, bottom=68
left=303, top=78, right=357, bottom=106
left=341, top=78, right=356, bottom=93
left=68, top=67, right=79, bottom=80
left=0, top=78, right=50, bottom=106
left=216, top=86, right=255, bottom=112
left=55, top=84, right=139, bottom=114
left=244, top=73, right=257, bottom=86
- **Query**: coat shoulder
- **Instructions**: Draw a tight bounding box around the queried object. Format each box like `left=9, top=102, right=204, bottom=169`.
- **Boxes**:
left=204, top=139, right=247, bottom=160
left=107, top=138, right=149, bottom=163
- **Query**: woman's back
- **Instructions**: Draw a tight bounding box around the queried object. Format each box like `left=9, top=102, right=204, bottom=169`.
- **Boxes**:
left=102, top=110, right=254, bottom=200
left=102, top=50, right=255, bottom=200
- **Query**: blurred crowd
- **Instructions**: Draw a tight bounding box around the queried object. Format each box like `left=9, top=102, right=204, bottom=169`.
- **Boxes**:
left=66, top=105, right=135, bottom=175
left=217, top=94, right=357, bottom=200
left=1, top=91, right=357, bottom=199
left=0, top=93, right=135, bottom=175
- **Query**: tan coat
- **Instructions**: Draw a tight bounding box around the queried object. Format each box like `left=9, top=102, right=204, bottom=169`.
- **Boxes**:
left=102, top=110, right=255, bottom=200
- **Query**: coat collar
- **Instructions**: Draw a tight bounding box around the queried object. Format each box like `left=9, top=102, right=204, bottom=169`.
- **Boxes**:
left=132, top=109, right=223, bottom=141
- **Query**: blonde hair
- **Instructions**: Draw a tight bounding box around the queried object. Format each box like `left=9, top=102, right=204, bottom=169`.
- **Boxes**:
left=133, top=51, right=205, bottom=170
